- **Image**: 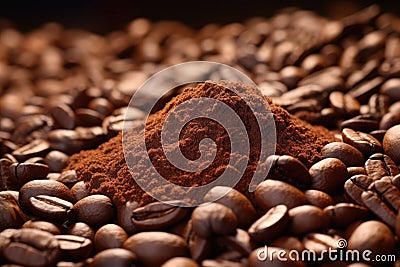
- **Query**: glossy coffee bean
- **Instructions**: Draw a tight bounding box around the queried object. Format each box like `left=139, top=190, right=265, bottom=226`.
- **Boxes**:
left=131, top=200, right=188, bottom=231
left=11, top=139, right=50, bottom=162
left=0, top=192, right=26, bottom=231
left=49, top=103, right=75, bottom=130
left=29, top=194, right=73, bottom=222
left=248, top=205, right=289, bottom=243
left=19, top=180, right=74, bottom=215
left=94, top=224, right=128, bottom=251
left=381, top=78, right=400, bottom=102
left=347, top=166, right=367, bottom=177
left=71, top=195, right=114, bottom=227
left=217, top=228, right=254, bottom=256
left=45, top=150, right=69, bottom=173
left=303, top=190, right=335, bottom=209
left=365, top=153, right=399, bottom=181
left=191, top=203, right=237, bottom=238
left=117, top=200, right=139, bottom=235
left=344, top=175, right=373, bottom=205
left=67, top=222, right=95, bottom=241
left=324, top=203, right=369, bottom=228
left=288, top=205, right=330, bottom=235
left=123, top=232, right=189, bottom=267
left=348, top=220, right=395, bottom=258
left=52, top=170, right=78, bottom=188
left=204, top=186, right=257, bottom=228
left=70, top=181, right=89, bottom=202
left=361, top=190, right=396, bottom=228
left=88, top=98, right=114, bottom=116
left=1, top=228, right=60, bottom=267
left=161, top=257, right=199, bottom=267
left=383, top=125, right=400, bottom=164
left=22, top=220, right=63, bottom=235
left=270, top=236, right=305, bottom=252
left=342, top=128, right=382, bottom=157
left=321, top=142, right=365, bottom=167
left=185, top=221, right=212, bottom=261
left=91, top=248, right=137, bottom=267
left=329, top=91, right=360, bottom=117
left=55, top=235, right=93, bottom=262
left=75, top=108, right=105, bottom=127
left=10, top=162, right=50, bottom=186
left=254, top=180, right=307, bottom=212
left=310, top=158, right=348, bottom=193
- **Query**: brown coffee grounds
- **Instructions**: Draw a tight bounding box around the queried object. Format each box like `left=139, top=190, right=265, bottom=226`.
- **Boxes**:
left=66, top=81, right=335, bottom=206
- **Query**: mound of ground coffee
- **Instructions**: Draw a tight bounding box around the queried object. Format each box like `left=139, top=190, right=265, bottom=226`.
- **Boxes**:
left=66, top=81, right=335, bottom=206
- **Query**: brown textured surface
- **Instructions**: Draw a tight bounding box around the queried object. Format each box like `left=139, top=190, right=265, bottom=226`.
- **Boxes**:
left=66, top=82, right=335, bottom=206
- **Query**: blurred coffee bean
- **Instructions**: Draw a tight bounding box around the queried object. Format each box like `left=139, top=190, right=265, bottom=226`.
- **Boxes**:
left=258, top=81, right=288, bottom=98
left=67, top=222, right=95, bottom=241
left=329, top=91, right=360, bottom=117
left=71, top=194, right=114, bottom=227
left=270, top=236, right=305, bottom=252
left=70, top=181, right=89, bottom=202
left=49, top=103, right=75, bottom=130
left=204, top=186, right=257, bottom=228
left=254, top=180, right=308, bottom=211
left=248, top=205, right=289, bottom=243
left=22, top=220, right=63, bottom=235
left=191, top=203, right=237, bottom=238
left=383, top=125, right=400, bottom=164
left=45, top=150, right=69, bottom=173
left=355, top=31, right=386, bottom=63
left=368, top=93, right=389, bottom=120
left=380, top=112, right=400, bottom=130
left=0, top=192, right=26, bottom=231
left=88, top=98, right=114, bottom=116
left=301, top=54, right=327, bottom=74
left=288, top=205, right=330, bottom=235
left=340, top=116, right=379, bottom=132
left=321, top=142, right=364, bottom=167
left=161, top=257, right=199, bottom=267
left=310, top=158, right=348, bottom=193
left=381, top=78, right=400, bottom=102
left=94, top=224, right=128, bottom=251
left=365, top=153, right=399, bottom=181
left=279, top=66, right=306, bottom=89
left=324, top=203, right=369, bottom=228
left=369, top=129, right=386, bottom=142
left=348, top=77, right=384, bottom=104
left=12, top=139, right=50, bottom=162
left=24, top=157, right=46, bottom=164
left=55, top=235, right=93, bottom=262
left=302, top=233, right=342, bottom=259
left=303, top=189, right=335, bottom=209
left=75, top=108, right=105, bottom=127
left=342, top=128, right=383, bottom=157
left=123, top=231, right=189, bottom=267
left=13, top=114, right=54, bottom=145
left=91, top=248, right=137, bottom=267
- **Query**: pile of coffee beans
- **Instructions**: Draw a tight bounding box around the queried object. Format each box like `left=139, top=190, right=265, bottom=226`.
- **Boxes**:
left=2, top=4, right=400, bottom=267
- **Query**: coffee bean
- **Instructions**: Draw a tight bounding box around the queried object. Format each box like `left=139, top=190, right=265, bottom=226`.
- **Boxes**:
left=55, top=170, right=79, bottom=188
left=348, top=77, right=384, bottom=104
left=279, top=66, right=306, bottom=89
left=365, top=153, right=399, bottom=181
left=303, top=189, right=335, bottom=209
left=302, top=232, right=342, bottom=258
left=1, top=228, right=60, bottom=267
left=0, top=192, right=26, bottom=231
left=12, top=139, right=50, bottom=162
left=342, top=128, right=383, bottom=157
left=348, top=220, right=395, bottom=258
left=370, top=177, right=400, bottom=212
left=383, top=125, right=400, bottom=164
left=217, top=228, right=254, bottom=256
left=381, top=78, right=400, bottom=102
left=380, top=112, right=400, bottom=130
left=94, top=224, right=128, bottom=251
left=22, top=220, right=63, bottom=235
left=288, top=205, right=330, bottom=235
left=29, top=194, right=73, bottom=222
left=10, top=162, right=50, bottom=186
left=88, top=98, right=114, bottom=117
left=248, top=205, right=289, bottom=243
left=347, top=167, right=367, bottom=177
left=310, top=158, right=348, bottom=193
left=55, top=235, right=93, bottom=262
left=24, top=157, right=46, bottom=164
left=71, top=194, right=114, bottom=227
left=19, top=180, right=74, bottom=214
left=344, top=175, right=373, bottom=205
left=204, top=186, right=257, bottom=228
left=70, top=181, right=88, bottom=202
left=321, top=142, right=365, bottom=167
left=91, top=248, right=137, bottom=267
left=131, top=200, right=189, bottom=231
left=264, top=155, right=311, bottom=189
left=191, top=203, right=237, bottom=238
left=324, top=203, right=369, bottom=228
left=254, top=180, right=308, bottom=212
left=67, top=222, right=95, bottom=241
left=45, top=150, right=69, bottom=173
left=123, top=231, right=189, bottom=267
left=270, top=236, right=305, bottom=252
left=301, top=54, right=327, bottom=74
left=49, top=103, right=75, bottom=130
left=161, top=257, right=199, bottom=267
left=340, top=116, right=379, bottom=132
left=361, top=190, right=397, bottom=228
left=368, top=93, right=389, bottom=120
left=369, top=129, right=386, bottom=142
left=329, top=91, right=360, bottom=117
left=75, top=108, right=105, bottom=127
left=117, top=200, right=139, bottom=235
left=202, top=259, right=246, bottom=267
left=13, top=114, right=54, bottom=145
left=392, top=174, right=400, bottom=190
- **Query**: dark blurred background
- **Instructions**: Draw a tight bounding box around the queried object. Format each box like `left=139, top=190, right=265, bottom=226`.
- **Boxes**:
left=1, top=0, right=399, bottom=33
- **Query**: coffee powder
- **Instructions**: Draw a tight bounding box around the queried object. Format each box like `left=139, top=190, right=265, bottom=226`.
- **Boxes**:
left=66, top=81, right=335, bottom=206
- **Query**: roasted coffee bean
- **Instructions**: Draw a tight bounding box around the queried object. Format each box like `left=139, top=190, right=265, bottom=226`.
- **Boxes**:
left=347, top=166, right=367, bottom=177
left=49, top=103, right=76, bottom=130
left=264, top=155, right=311, bottom=189
left=254, top=180, right=308, bottom=212
left=10, top=162, right=50, bottom=186
left=369, top=129, right=386, bottom=142
left=365, top=153, right=400, bottom=181
left=94, top=224, right=128, bottom=251
left=29, top=194, right=73, bottom=222
left=19, top=180, right=74, bottom=214
left=55, top=235, right=93, bottom=262
left=381, top=78, right=400, bottom=102
left=186, top=224, right=212, bottom=261
left=383, top=125, right=400, bottom=164
left=123, top=231, right=189, bottom=267
left=371, top=178, right=400, bottom=212
left=248, top=246, right=306, bottom=267
left=1, top=228, right=60, bottom=267
left=71, top=194, right=114, bottom=227
left=301, top=54, right=327, bottom=74
left=380, top=112, right=400, bottom=130
left=161, top=257, right=199, bottom=267
left=191, top=203, right=237, bottom=238
left=302, top=233, right=342, bottom=258
left=348, top=77, right=384, bottom=104
left=75, top=108, right=105, bottom=127
left=70, top=181, right=88, bottom=202
left=270, top=236, right=305, bottom=252
left=91, top=248, right=137, bottom=267
left=392, top=174, right=400, bottom=190
left=348, top=220, right=395, bottom=258
left=344, top=175, right=373, bottom=205
left=55, top=170, right=79, bottom=188
left=340, top=117, right=379, bottom=132
left=279, top=66, right=306, bottom=89
left=258, top=81, right=288, bottom=98
left=67, top=222, right=95, bottom=241
left=0, top=158, right=17, bottom=190
left=131, top=200, right=188, bottom=231
left=324, top=203, right=369, bottom=228
left=329, top=91, right=360, bottom=117
left=217, top=228, right=254, bottom=256
left=25, top=157, right=46, bottom=164
left=0, top=192, right=26, bottom=231
left=288, top=205, right=330, bottom=235
left=45, top=150, right=69, bottom=173
left=310, top=158, right=348, bottom=193
left=22, top=220, right=63, bottom=235
left=367, top=93, right=389, bottom=120
left=204, top=186, right=257, bottom=228
left=202, top=259, right=246, bottom=267
left=342, top=128, right=382, bottom=157
left=321, top=142, right=365, bottom=167
left=88, top=98, right=114, bottom=117
left=361, top=190, right=396, bottom=228
left=248, top=205, right=289, bottom=243
left=13, top=114, right=54, bottom=145
left=346, top=60, right=379, bottom=89
left=12, top=139, right=50, bottom=162
left=303, top=190, right=335, bottom=209
left=355, top=31, right=386, bottom=62
left=117, top=200, right=139, bottom=235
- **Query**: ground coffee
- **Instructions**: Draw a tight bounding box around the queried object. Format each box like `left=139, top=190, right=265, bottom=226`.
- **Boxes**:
left=66, top=81, right=335, bottom=206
